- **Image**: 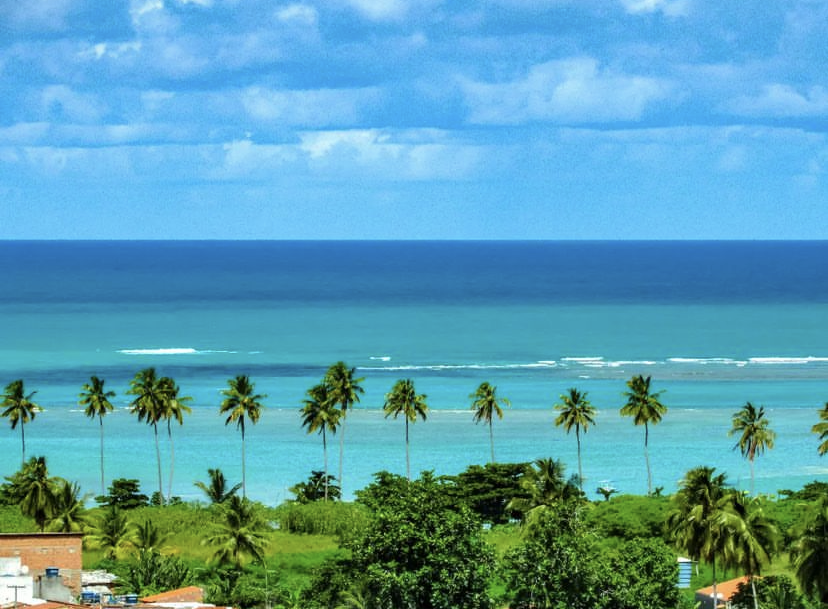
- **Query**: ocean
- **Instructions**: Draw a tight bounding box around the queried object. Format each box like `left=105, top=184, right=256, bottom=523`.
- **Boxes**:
left=1, top=241, right=826, bottom=503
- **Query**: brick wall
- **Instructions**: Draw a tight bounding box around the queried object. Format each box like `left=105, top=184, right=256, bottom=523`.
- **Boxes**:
left=0, top=533, right=84, bottom=597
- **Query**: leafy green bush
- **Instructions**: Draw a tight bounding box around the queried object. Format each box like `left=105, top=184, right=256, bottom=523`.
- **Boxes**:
left=583, top=493, right=669, bottom=540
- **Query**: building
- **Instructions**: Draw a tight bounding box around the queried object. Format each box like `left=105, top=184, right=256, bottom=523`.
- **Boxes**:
left=695, top=576, right=751, bottom=609
left=0, top=533, right=84, bottom=601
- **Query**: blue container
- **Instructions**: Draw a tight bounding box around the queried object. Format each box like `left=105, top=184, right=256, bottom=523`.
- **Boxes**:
left=45, top=568, right=59, bottom=578
left=125, top=594, right=139, bottom=604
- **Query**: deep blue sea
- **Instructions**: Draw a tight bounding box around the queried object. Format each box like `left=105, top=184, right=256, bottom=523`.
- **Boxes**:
left=1, top=241, right=826, bottom=502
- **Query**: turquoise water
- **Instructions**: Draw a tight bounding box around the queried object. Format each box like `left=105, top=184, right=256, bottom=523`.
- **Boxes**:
left=0, top=241, right=827, bottom=502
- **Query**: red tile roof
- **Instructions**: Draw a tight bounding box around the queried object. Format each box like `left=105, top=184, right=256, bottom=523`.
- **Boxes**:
left=697, top=576, right=751, bottom=600
left=140, top=587, right=204, bottom=604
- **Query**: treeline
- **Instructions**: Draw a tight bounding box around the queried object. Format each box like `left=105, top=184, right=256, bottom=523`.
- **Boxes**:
left=1, top=455, right=827, bottom=609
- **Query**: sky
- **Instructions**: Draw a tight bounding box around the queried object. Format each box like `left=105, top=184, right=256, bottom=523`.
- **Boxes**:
left=1, top=0, right=827, bottom=239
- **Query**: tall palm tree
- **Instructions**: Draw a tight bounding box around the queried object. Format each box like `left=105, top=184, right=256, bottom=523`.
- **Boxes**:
left=619, top=375, right=667, bottom=495
left=2, top=379, right=42, bottom=466
left=159, top=377, right=192, bottom=502
left=790, top=496, right=828, bottom=605
left=300, top=383, right=342, bottom=502
left=128, top=368, right=169, bottom=506
left=554, top=387, right=596, bottom=491
left=203, top=495, right=269, bottom=568
left=666, top=466, right=731, bottom=609
left=718, top=492, right=778, bottom=609
left=219, top=375, right=266, bottom=498
left=729, top=402, right=776, bottom=495
left=383, top=379, right=428, bottom=481
left=470, top=382, right=510, bottom=463
left=79, top=376, right=116, bottom=496
left=324, top=361, right=364, bottom=500
left=812, top=402, right=828, bottom=456
left=195, top=468, right=243, bottom=504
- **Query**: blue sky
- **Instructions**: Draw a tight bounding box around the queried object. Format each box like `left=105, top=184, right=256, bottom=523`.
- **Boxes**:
left=1, top=0, right=827, bottom=239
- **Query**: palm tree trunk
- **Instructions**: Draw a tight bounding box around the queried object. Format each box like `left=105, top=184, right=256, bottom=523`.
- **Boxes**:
left=750, top=575, right=758, bottom=609
left=153, top=423, right=164, bottom=506
left=323, top=428, right=329, bottom=502
left=711, top=555, right=717, bottom=609
left=100, top=416, right=106, bottom=496
left=405, top=418, right=411, bottom=482
left=489, top=419, right=495, bottom=463
left=576, top=428, right=583, bottom=492
left=749, top=457, right=755, bottom=496
left=339, top=420, right=345, bottom=500
left=241, top=420, right=247, bottom=499
left=21, top=422, right=26, bottom=467
left=644, top=423, right=652, bottom=496
left=167, top=420, right=175, bottom=503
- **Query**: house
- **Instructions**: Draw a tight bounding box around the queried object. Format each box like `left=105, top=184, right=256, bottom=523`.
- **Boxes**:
left=0, top=533, right=84, bottom=600
left=695, top=576, right=751, bottom=609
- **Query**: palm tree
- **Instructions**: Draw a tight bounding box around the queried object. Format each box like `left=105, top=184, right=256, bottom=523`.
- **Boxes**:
left=203, top=495, right=269, bottom=568
left=619, top=375, right=667, bottom=495
left=127, top=368, right=169, bottom=506
left=470, top=382, right=510, bottom=463
left=79, top=376, right=116, bottom=496
left=159, top=377, right=192, bottom=502
left=48, top=479, right=88, bottom=533
left=729, top=402, right=776, bottom=495
left=506, top=457, right=582, bottom=523
left=718, top=492, right=778, bottom=609
left=554, top=387, right=596, bottom=492
left=2, top=379, right=42, bottom=466
left=300, top=383, right=342, bottom=502
left=134, top=518, right=170, bottom=552
left=383, top=379, right=428, bottom=481
left=219, top=375, right=266, bottom=498
left=15, top=455, right=57, bottom=531
left=790, top=496, right=828, bottom=605
left=325, top=361, right=364, bottom=500
left=812, top=402, right=828, bottom=456
left=666, top=466, right=731, bottom=609
left=195, top=468, right=243, bottom=504
left=86, top=506, right=137, bottom=560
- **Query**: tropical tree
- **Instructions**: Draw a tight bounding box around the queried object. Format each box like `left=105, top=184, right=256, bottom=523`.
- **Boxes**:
left=86, top=506, right=138, bottom=560
left=159, top=377, right=192, bottom=502
left=195, top=468, right=243, bottom=504
left=134, top=518, right=170, bottom=552
left=300, top=383, right=342, bottom=502
left=790, top=496, right=828, bottom=605
left=127, top=368, right=169, bottom=506
left=666, top=466, right=731, bottom=608
left=382, top=379, right=428, bottom=481
left=470, top=381, right=510, bottom=463
left=619, top=375, right=667, bottom=495
left=2, top=379, right=42, bottom=466
left=48, top=479, right=88, bottom=533
left=813, top=402, right=828, bottom=456
left=203, top=495, right=269, bottom=568
left=506, top=457, right=582, bottom=523
left=219, top=375, right=266, bottom=498
left=554, top=387, right=596, bottom=492
left=13, top=456, right=57, bottom=531
left=79, top=376, right=116, bottom=495
left=324, top=361, right=364, bottom=499
left=729, top=402, right=776, bottom=495
left=718, top=492, right=779, bottom=609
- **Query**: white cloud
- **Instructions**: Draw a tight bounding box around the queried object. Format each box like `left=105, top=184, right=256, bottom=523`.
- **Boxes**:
left=728, top=84, right=828, bottom=117
left=275, top=4, right=318, bottom=26
left=241, top=87, right=378, bottom=126
left=462, top=58, right=670, bottom=125
left=78, top=41, right=142, bottom=61
left=0, top=0, right=75, bottom=31
left=342, top=0, right=413, bottom=21
left=620, top=0, right=690, bottom=17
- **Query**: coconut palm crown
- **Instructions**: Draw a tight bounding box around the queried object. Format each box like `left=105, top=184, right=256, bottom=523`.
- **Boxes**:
left=79, top=376, right=116, bottom=495
left=383, top=379, right=428, bottom=481
left=619, top=375, right=667, bottom=495
left=300, top=383, right=342, bottom=501
left=324, top=361, right=364, bottom=498
left=729, top=402, right=775, bottom=495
